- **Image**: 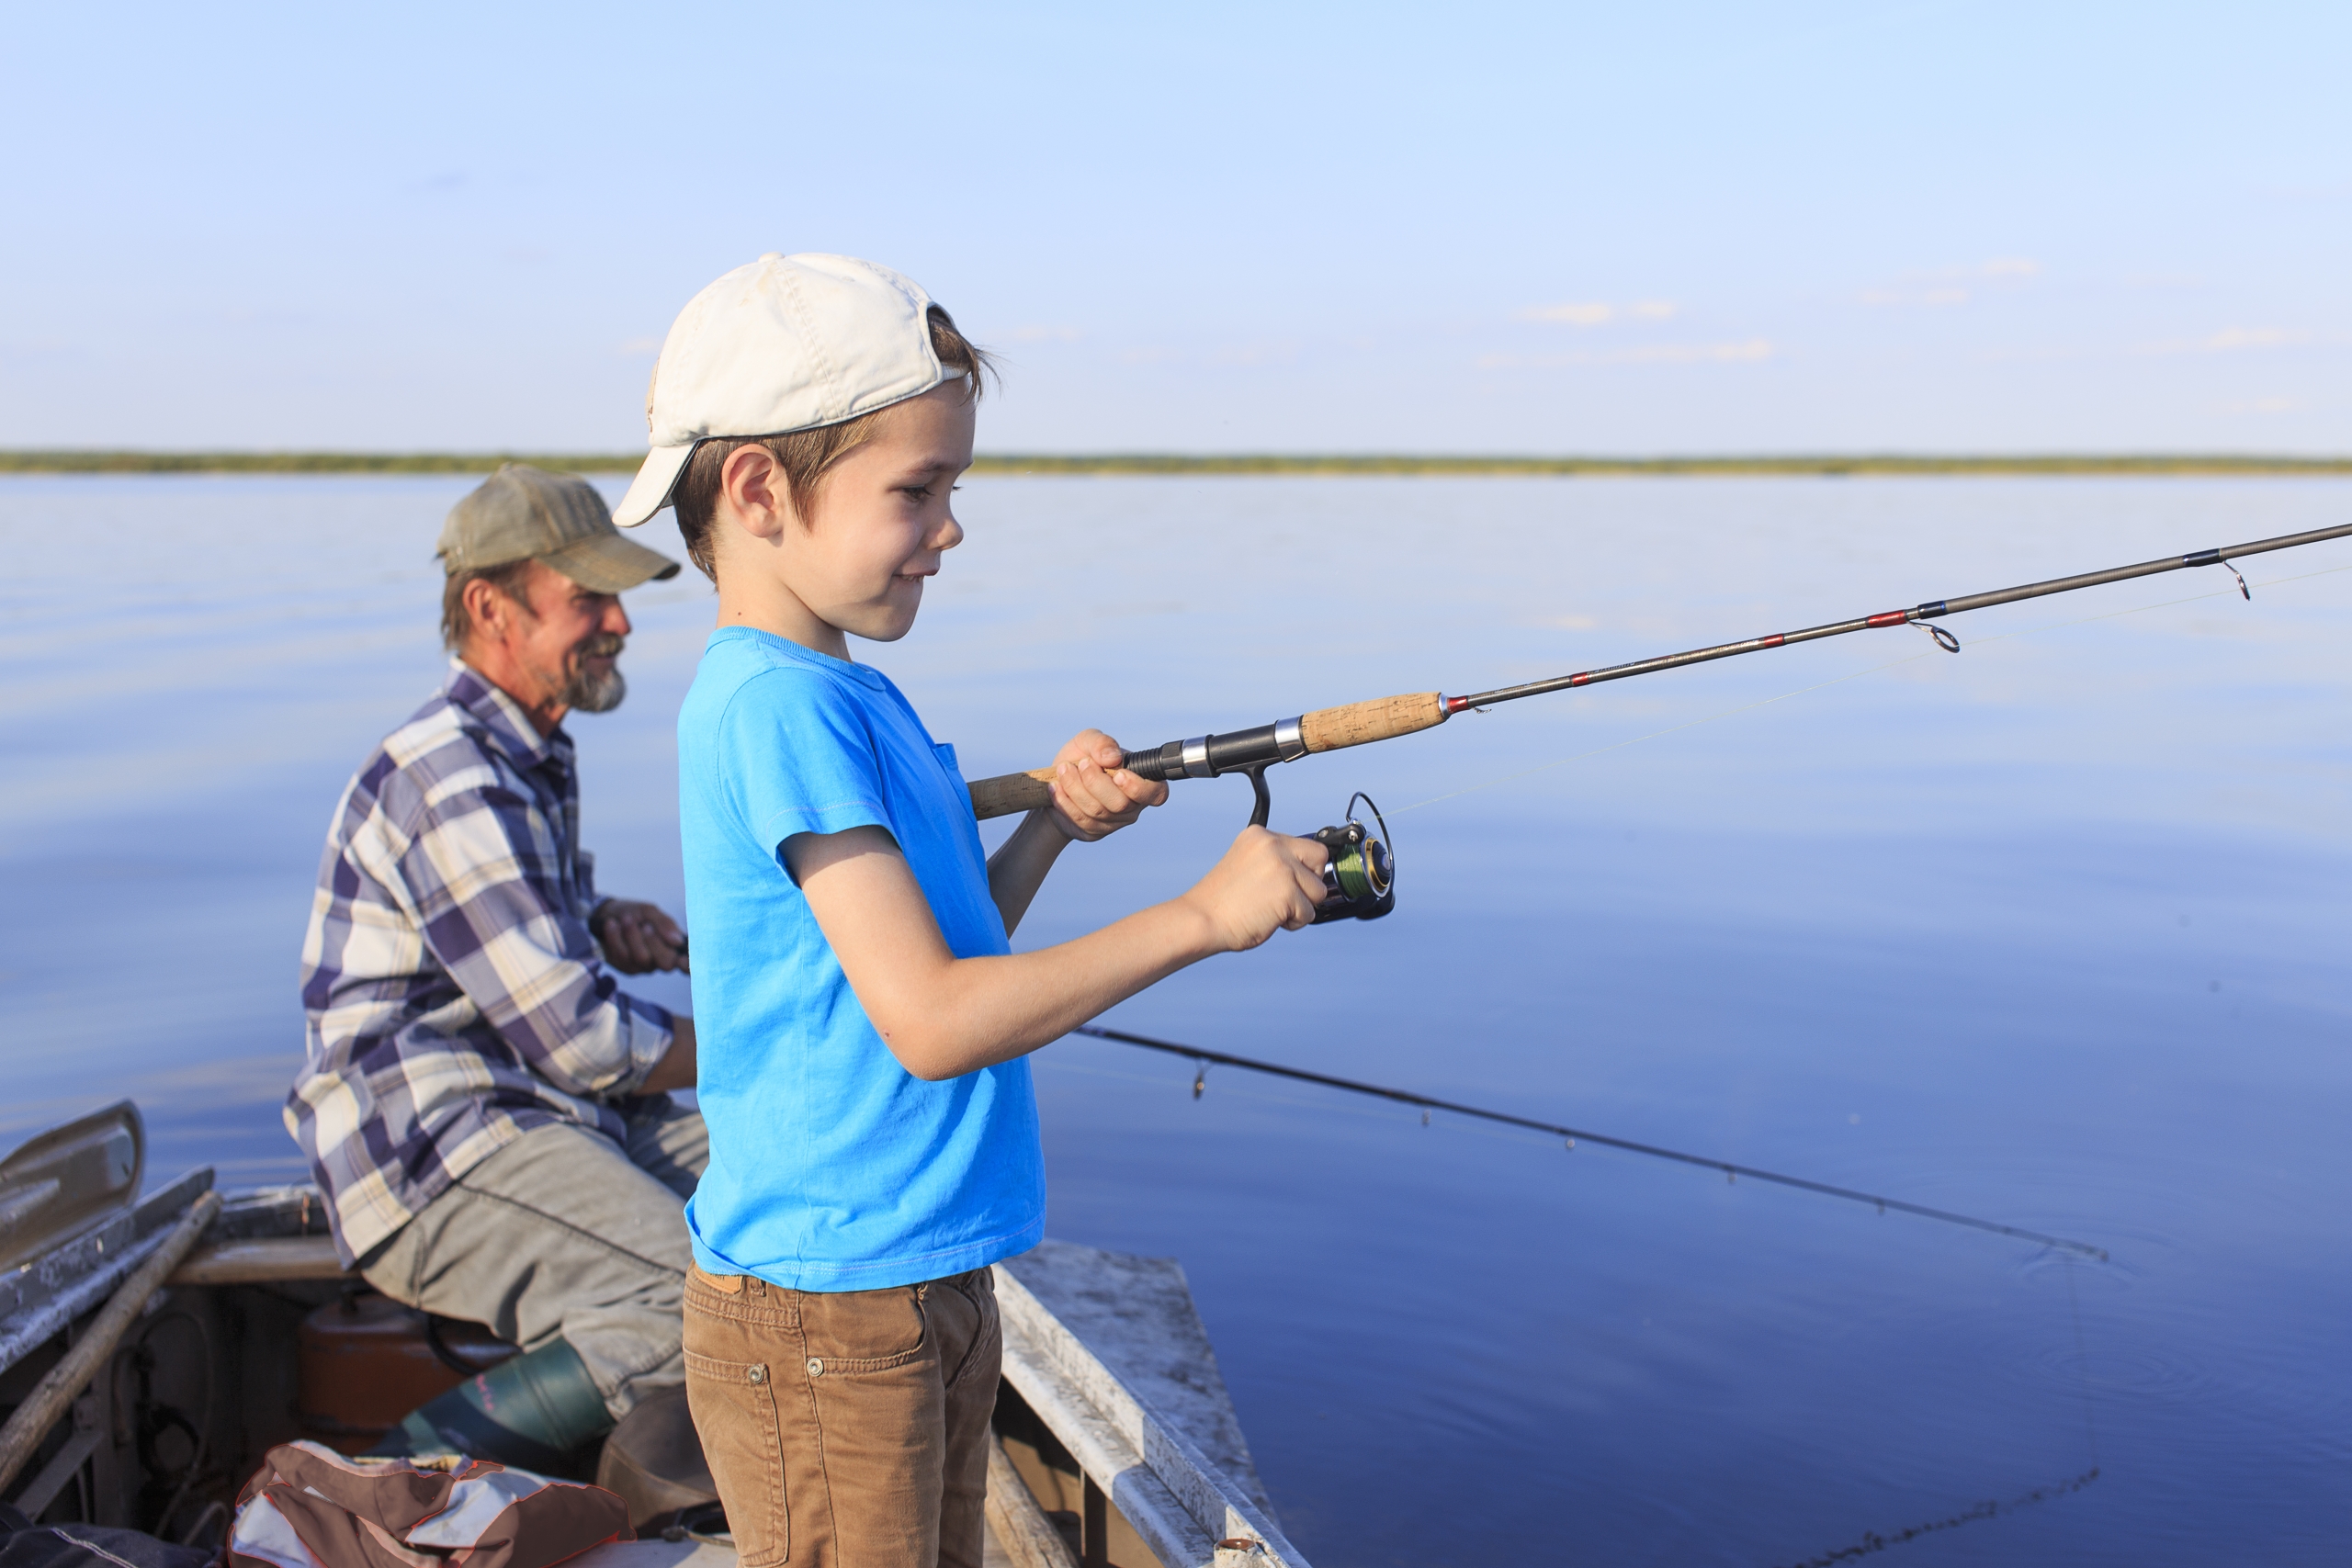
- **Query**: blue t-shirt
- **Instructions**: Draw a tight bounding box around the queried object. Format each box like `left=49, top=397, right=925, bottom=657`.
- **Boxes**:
left=676, top=626, right=1044, bottom=1291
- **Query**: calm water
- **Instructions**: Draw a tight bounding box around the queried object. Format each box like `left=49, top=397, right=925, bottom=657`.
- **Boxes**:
left=3, top=475, right=2347, bottom=1564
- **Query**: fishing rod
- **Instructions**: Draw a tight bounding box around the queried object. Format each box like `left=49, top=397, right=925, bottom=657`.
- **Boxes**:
left=1073, top=1023, right=2110, bottom=1260
left=967, top=522, right=2352, bottom=908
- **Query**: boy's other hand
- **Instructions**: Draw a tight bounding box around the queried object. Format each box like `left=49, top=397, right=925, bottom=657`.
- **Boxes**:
left=1180, top=827, right=1330, bottom=951
left=593, top=899, right=690, bottom=974
left=1046, top=730, right=1168, bottom=842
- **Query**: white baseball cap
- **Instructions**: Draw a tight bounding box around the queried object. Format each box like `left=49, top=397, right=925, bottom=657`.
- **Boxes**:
left=613, top=253, right=960, bottom=528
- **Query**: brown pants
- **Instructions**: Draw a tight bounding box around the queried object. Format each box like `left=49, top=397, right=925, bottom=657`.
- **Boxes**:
left=683, top=1264, right=1001, bottom=1568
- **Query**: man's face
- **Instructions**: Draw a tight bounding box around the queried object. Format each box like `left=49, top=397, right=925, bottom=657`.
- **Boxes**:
left=490, top=559, right=632, bottom=715
left=777, top=382, right=977, bottom=643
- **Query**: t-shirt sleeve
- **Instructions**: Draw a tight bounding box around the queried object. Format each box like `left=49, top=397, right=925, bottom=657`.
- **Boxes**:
left=718, top=669, right=893, bottom=864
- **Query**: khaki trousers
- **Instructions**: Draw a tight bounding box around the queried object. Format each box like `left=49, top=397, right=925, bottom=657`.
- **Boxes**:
left=360, top=1102, right=707, bottom=1420
left=683, top=1264, right=1001, bottom=1568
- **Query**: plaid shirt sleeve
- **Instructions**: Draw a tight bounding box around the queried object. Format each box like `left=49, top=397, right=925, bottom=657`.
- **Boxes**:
left=293, top=675, right=681, bottom=1263
left=354, top=769, right=673, bottom=1100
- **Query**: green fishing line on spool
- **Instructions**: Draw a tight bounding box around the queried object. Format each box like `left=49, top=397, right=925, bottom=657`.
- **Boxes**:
left=1307, top=794, right=1396, bottom=923
left=1324, top=825, right=1392, bottom=900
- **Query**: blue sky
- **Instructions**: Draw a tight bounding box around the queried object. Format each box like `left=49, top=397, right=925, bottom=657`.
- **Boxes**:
left=1, top=2, right=2343, bottom=454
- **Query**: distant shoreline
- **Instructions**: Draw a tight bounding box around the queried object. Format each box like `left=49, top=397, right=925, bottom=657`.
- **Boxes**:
left=1, top=450, right=2346, bottom=478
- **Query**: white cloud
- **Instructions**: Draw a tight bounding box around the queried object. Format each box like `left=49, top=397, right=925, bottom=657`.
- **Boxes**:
left=1624, top=338, right=1770, bottom=364
left=1520, top=302, right=1617, bottom=325
left=2203, top=327, right=2296, bottom=351
left=1113, top=339, right=1300, bottom=367
left=1517, top=299, right=1678, bottom=326
left=1862, top=288, right=1971, bottom=308
left=616, top=336, right=661, bottom=356
left=1209, top=340, right=1301, bottom=367
left=1005, top=324, right=1083, bottom=343
left=2141, top=327, right=2307, bottom=355
left=1860, top=258, right=2040, bottom=308
left=1478, top=339, right=1774, bottom=368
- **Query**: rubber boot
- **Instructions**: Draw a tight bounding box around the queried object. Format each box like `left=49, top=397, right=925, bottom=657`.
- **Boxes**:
left=366, top=1337, right=614, bottom=1472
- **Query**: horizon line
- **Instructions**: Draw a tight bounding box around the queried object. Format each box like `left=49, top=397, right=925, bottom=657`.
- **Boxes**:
left=0, top=450, right=2347, bottom=478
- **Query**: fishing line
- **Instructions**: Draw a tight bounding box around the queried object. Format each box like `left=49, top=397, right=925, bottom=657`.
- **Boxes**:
left=1394, top=558, right=2352, bottom=816
left=1042, top=1051, right=1636, bottom=1158
left=1066, top=1026, right=2116, bottom=1558
left=2062, top=1254, right=2102, bottom=1471
left=1774, top=1468, right=2101, bottom=1568
left=1769, top=1250, right=2106, bottom=1565
left=1390, top=648, right=1940, bottom=815
left=1069, top=1023, right=2109, bottom=1259
left=967, top=520, right=2352, bottom=834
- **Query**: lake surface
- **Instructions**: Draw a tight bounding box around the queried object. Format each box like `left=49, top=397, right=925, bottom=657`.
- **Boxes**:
left=3, top=474, right=2346, bottom=1564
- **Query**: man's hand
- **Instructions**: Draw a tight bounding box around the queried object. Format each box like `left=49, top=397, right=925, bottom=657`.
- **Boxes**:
left=592, top=899, right=688, bottom=974
left=1046, top=729, right=1168, bottom=842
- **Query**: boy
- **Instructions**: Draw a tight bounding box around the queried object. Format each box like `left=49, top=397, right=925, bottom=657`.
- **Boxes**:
left=612, top=253, right=1328, bottom=1568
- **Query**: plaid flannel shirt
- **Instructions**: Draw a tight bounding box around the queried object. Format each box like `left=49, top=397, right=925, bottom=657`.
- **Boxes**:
left=289, top=660, right=676, bottom=1264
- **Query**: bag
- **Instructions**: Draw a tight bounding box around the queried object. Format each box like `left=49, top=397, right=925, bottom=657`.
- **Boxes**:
left=228, top=1442, right=630, bottom=1568
left=0, top=1504, right=211, bottom=1568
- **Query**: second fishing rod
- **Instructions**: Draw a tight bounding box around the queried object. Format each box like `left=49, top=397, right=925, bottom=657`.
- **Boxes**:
left=965, top=518, right=2352, bottom=921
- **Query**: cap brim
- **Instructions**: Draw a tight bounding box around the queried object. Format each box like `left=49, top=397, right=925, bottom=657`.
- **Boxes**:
left=613, top=443, right=695, bottom=528
left=540, top=531, right=683, bottom=593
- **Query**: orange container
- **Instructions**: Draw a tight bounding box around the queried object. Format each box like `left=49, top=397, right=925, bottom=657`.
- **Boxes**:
left=295, top=1293, right=516, bottom=1453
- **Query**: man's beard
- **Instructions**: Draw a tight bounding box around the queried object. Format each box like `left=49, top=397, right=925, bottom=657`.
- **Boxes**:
left=560, top=633, right=628, bottom=713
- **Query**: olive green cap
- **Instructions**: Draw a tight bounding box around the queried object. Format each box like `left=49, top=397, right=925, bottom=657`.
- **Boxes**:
left=437, top=464, right=682, bottom=592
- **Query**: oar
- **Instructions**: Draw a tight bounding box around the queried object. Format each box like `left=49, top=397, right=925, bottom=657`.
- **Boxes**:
left=0, top=1190, right=223, bottom=1495
left=966, top=521, right=2352, bottom=820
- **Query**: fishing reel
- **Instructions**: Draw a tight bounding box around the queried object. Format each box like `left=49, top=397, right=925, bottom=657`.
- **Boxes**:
left=1229, top=763, right=1394, bottom=924
left=1307, top=795, right=1395, bottom=924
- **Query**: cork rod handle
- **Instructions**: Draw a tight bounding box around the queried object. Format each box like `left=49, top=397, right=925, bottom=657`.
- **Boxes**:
left=1297, top=691, right=1449, bottom=753
left=967, top=768, right=1056, bottom=821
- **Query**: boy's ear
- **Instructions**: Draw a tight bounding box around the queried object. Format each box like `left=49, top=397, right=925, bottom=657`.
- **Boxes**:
left=719, top=444, right=794, bottom=541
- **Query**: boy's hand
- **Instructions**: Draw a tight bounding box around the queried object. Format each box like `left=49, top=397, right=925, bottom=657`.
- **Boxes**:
left=1046, top=730, right=1169, bottom=842
left=1179, top=827, right=1330, bottom=951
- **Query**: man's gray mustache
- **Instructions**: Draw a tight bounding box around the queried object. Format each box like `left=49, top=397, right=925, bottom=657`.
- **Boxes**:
left=563, top=634, right=628, bottom=713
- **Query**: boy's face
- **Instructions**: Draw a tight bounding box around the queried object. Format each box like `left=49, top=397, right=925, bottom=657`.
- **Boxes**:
left=778, top=382, right=975, bottom=643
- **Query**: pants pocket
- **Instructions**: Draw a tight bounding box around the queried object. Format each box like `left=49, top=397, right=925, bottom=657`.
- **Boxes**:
left=798, top=1285, right=929, bottom=1375
left=933, top=1271, right=1001, bottom=1393
left=684, top=1349, right=789, bottom=1566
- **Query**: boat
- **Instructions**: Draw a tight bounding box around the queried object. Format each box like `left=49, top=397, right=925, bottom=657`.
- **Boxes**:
left=0, top=1104, right=1307, bottom=1568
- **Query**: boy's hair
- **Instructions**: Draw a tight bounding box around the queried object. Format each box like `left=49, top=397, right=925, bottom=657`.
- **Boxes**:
left=671, top=305, right=993, bottom=581
left=440, top=558, right=537, bottom=652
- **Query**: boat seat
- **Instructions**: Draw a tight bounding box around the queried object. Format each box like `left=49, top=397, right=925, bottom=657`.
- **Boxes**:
left=169, top=1233, right=351, bottom=1284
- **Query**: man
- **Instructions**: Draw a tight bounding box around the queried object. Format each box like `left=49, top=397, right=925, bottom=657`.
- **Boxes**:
left=289, top=464, right=701, bottom=1468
